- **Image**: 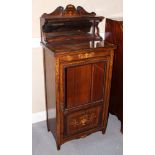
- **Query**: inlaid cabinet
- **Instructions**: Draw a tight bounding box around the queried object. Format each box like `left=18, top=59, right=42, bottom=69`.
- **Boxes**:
left=41, top=4, right=116, bottom=150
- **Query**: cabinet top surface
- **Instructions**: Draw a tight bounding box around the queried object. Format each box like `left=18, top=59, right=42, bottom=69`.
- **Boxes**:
left=41, top=40, right=116, bottom=54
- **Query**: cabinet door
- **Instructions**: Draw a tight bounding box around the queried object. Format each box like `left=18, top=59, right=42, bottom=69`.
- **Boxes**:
left=66, top=64, right=92, bottom=109
left=61, top=60, right=108, bottom=110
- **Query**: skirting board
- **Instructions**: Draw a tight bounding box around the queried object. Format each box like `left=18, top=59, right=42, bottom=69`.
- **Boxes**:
left=32, top=109, right=56, bottom=124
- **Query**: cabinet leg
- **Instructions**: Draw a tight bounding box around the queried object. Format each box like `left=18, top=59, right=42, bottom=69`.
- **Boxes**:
left=56, top=144, right=61, bottom=150
left=47, top=126, right=50, bottom=132
left=46, top=120, right=50, bottom=132
left=102, top=129, right=106, bottom=135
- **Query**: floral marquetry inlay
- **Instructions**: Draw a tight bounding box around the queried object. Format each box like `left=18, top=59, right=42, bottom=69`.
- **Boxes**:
left=66, top=107, right=101, bottom=135
left=70, top=113, right=97, bottom=127
left=78, top=52, right=95, bottom=59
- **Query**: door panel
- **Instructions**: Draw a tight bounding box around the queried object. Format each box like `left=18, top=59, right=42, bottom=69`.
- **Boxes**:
left=63, top=60, right=108, bottom=110
left=66, top=64, right=92, bottom=109
left=91, top=62, right=106, bottom=102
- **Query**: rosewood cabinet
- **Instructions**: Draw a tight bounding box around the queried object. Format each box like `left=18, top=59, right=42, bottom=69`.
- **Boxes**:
left=41, top=5, right=116, bottom=150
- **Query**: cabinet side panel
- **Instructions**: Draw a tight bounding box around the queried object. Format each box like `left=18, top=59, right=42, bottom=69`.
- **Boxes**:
left=44, top=48, right=56, bottom=134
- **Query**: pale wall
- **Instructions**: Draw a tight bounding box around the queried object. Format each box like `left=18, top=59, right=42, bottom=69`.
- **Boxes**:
left=32, top=0, right=123, bottom=113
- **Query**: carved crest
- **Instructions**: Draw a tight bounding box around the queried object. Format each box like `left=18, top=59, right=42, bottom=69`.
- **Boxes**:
left=42, top=4, right=96, bottom=17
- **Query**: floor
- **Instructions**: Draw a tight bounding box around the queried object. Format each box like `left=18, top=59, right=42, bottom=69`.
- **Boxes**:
left=32, top=114, right=123, bottom=155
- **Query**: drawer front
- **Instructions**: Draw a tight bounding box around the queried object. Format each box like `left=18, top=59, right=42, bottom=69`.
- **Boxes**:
left=64, top=106, right=102, bottom=136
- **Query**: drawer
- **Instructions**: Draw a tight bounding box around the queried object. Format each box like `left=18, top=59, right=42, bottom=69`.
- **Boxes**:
left=64, top=105, right=102, bottom=136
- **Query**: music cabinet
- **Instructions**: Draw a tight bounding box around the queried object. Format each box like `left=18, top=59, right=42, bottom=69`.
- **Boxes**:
left=40, top=4, right=116, bottom=150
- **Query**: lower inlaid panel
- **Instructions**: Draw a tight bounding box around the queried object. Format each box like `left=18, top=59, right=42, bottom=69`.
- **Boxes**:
left=64, top=106, right=102, bottom=136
